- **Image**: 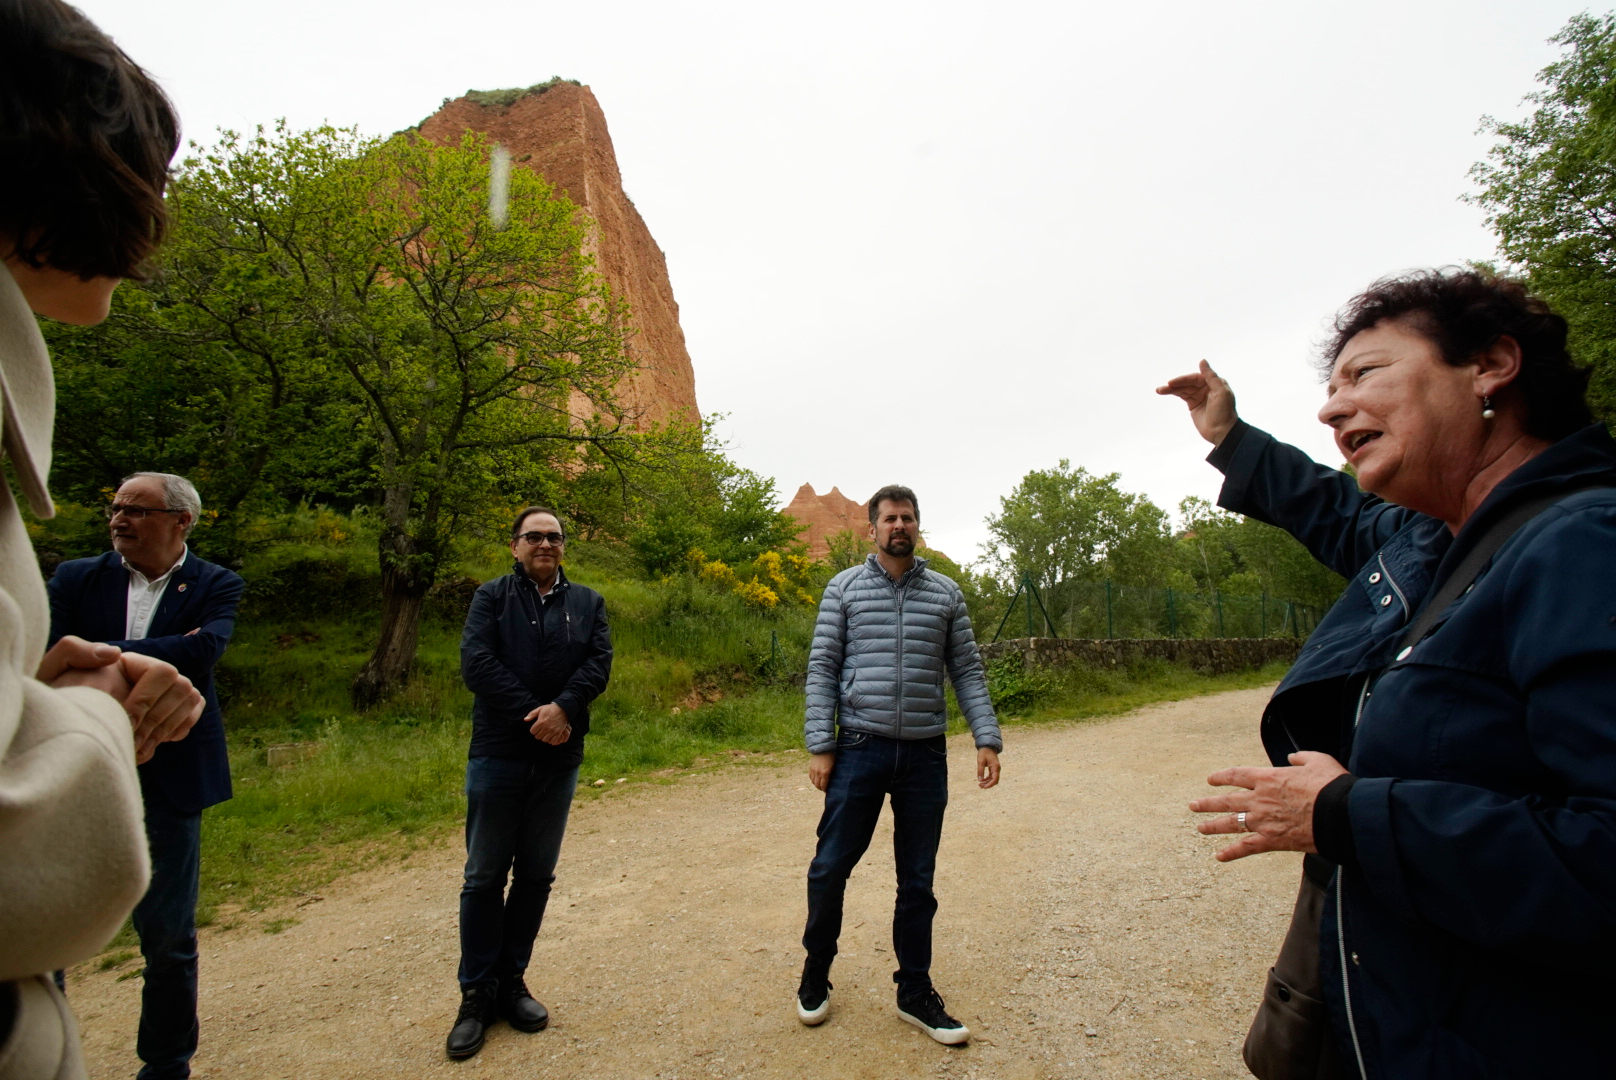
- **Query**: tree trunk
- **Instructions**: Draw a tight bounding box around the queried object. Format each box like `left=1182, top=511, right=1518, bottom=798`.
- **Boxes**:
left=351, top=523, right=435, bottom=708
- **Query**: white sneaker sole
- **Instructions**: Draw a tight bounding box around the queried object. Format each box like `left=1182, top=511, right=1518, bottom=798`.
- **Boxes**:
left=797, top=994, right=830, bottom=1026
left=897, top=1007, right=970, bottom=1045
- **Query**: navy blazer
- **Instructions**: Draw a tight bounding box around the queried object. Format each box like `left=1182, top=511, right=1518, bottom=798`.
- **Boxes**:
left=48, top=549, right=244, bottom=814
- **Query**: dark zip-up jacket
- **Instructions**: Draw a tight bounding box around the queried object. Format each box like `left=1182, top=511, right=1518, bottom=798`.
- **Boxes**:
left=1212, top=420, right=1616, bottom=1080
left=460, top=564, right=612, bottom=767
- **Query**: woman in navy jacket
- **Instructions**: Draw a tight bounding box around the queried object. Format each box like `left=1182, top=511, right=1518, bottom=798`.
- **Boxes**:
left=1160, top=270, right=1616, bottom=1080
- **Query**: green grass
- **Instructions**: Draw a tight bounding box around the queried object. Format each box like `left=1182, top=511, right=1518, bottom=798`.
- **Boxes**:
left=78, top=525, right=1293, bottom=956
left=987, top=657, right=1293, bottom=726
left=95, top=949, right=138, bottom=972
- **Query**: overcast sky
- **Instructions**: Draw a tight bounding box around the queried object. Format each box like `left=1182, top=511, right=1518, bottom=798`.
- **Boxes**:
left=84, top=0, right=1590, bottom=564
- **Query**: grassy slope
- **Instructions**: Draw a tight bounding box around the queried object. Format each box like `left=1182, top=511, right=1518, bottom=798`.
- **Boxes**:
left=91, top=529, right=1291, bottom=942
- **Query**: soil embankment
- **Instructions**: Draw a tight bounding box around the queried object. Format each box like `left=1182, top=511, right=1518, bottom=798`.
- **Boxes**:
left=73, top=687, right=1298, bottom=1079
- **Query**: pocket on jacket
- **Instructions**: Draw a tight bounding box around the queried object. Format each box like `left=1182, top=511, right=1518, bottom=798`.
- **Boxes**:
left=841, top=669, right=862, bottom=710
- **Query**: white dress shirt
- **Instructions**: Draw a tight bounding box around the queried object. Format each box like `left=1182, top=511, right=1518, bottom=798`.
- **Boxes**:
left=124, top=546, right=188, bottom=641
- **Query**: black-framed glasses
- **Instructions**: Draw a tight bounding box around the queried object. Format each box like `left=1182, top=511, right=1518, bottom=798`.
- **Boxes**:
left=104, top=504, right=184, bottom=521
left=516, top=531, right=565, bottom=547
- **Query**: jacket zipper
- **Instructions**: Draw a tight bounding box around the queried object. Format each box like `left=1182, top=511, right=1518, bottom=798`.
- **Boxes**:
left=1337, top=873, right=1369, bottom=1079
left=1353, top=674, right=1371, bottom=729
left=894, top=572, right=906, bottom=736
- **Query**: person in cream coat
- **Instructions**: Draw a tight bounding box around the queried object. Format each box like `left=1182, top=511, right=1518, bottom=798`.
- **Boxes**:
left=1, top=2, right=205, bottom=1076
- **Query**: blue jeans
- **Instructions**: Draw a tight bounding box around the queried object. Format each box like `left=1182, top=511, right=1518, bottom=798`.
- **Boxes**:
left=458, top=757, right=579, bottom=992
left=133, top=779, right=203, bottom=1080
left=802, top=730, right=949, bottom=995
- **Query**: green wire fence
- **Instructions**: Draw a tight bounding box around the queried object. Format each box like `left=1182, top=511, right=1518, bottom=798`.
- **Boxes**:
left=991, top=572, right=1323, bottom=643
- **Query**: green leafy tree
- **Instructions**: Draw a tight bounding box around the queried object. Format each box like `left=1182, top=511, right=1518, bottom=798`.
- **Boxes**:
left=824, top=528, right=873, bottom=572
left=983, top=461, right=1174, bottom=636
left=626, top=444, right=801, bottom=576
left=42, top=127, right=375, bottom=523
left=1175, top=496, right=1345, bottom=610
left=54, top=122, right=693, bottom=703
left=983, top=461, right=1173, bottom=591
left=1471, top=12, right=1616, bottom=419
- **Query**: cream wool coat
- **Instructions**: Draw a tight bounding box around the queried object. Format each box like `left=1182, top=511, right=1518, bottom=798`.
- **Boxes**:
left=0, top=264, right=149, bottom=1080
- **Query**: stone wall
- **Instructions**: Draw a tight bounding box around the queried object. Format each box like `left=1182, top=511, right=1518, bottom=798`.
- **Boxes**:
left=979, top=636, right=1301, bottom=675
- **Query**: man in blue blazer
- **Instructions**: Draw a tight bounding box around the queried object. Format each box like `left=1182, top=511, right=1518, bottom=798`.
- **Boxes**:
left=48, top=471, right=243, bottom=1080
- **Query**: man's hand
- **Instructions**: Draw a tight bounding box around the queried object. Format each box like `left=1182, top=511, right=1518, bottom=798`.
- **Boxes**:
left=1156, top=360, right=1238, bottom=447
left=526, top=702, right=572, bottom=745
left=42, top=638, right=204, bottom=764
left=120, top=653, right=205, bottom=763
left=976, top=747, right=1001, bottom=789
left=808, top=752, right=835, bottom=792
left=1189, top=751, right=1348, bottom=862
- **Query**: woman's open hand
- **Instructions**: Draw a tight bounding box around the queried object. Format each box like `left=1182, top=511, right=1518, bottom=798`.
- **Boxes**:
left=1157, top=360, right=1238, bottom=446
left=1190, top=751, right=1347, bottom=862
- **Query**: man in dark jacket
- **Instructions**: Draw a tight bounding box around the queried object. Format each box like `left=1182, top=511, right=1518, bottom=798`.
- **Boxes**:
left=446, top=505, right=612, bottom=1061
left=48, top=471, right=243, bottom=1080
left=797, top=485, right=1002, bottom=1046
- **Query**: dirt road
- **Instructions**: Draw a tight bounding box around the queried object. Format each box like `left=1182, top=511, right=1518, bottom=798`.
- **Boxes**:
left=72, top=687, right=1300, bottom=1079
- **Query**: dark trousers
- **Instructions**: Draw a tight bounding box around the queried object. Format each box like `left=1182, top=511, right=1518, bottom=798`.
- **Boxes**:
left=802, top=730, right=949, bottom=996
left=133, top=779, right=203, bottom=1080
left=458, top=757, right=579, bottom=992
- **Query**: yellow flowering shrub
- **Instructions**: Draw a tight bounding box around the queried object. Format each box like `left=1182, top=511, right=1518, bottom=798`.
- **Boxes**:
left=698, top=558, right=740, bottom=589
left=687, top=547, right=819, bottom=608
left=735, top=580, right=780, bottom=608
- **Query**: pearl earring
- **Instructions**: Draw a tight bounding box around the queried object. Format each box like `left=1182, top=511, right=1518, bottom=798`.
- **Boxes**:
left=1481, top=395, right=1496, bottom=420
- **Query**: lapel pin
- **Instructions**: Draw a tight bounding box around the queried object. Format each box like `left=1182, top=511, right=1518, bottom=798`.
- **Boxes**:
left=178, top=583, right=187, bottom=593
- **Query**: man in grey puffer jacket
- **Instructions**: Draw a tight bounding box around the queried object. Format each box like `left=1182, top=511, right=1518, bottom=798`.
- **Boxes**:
left=797, top=485, right=1001, bottom=1046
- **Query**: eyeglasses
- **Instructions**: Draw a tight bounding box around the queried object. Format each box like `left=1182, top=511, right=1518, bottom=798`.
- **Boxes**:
left=104, top=504, right=185, bottom=521
left=516, top=531, right=566, bottom=547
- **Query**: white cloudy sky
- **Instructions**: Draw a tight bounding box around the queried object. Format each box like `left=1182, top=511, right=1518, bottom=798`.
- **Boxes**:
left=85, top=0, right=1588, bottom=563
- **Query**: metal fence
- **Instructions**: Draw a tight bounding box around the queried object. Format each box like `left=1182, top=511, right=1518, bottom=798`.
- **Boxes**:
left=991, top=572, right=1324, bottom=643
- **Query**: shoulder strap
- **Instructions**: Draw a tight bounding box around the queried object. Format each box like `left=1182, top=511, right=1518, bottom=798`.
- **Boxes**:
left=1397, top=484, right=1611, bottom=654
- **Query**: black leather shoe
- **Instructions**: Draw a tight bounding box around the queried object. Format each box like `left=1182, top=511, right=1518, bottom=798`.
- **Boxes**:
left=446, top=985, right=497, bottom=1059
left=500, top=975, right=549, bottom=1033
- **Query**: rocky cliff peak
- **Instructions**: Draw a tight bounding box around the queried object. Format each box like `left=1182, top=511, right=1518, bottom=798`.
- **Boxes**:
left=417, top=81, right=700, bottom=427
left=786, top=484, right=869, bottom=559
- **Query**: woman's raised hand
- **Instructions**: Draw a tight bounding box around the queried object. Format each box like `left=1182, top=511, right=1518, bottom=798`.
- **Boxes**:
left=1157, top=360, right=1238, bottom=447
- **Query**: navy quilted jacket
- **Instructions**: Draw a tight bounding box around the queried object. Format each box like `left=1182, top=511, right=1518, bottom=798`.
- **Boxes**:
left=804, top=555, right=1001, bottom=754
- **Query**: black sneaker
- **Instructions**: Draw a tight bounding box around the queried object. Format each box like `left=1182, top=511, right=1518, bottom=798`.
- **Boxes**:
left=897, top=987, right=969, bottom=1045
left=499, top=975, right=549, bottom=1033
left=796, top=962, right=832, bottom=1026
left=446, top=985, right=497, bottom=1060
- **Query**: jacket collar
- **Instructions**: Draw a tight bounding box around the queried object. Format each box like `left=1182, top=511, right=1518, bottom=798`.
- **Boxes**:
left=512, top=561, right=571, bottom=595
left=863, top=552, right=928, bottom=588
left=0, top=262, right=55, bottom=518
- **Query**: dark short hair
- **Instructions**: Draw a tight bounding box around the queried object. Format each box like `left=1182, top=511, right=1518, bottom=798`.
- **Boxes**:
left=867, top=485, right=919, bottom=524
left=1322, top=268, right=1593, bottom=442
left=510, top=505, right=565, bottom=541
left=0, top=0, right=180, bottom=279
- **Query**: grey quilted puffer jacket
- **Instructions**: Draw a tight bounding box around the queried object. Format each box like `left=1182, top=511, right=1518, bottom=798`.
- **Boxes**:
left=804, top=555, right=1002, bottom=754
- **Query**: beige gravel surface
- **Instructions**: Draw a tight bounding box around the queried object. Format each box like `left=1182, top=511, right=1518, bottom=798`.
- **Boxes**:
left=72, top=687, right=1299, bottom=1079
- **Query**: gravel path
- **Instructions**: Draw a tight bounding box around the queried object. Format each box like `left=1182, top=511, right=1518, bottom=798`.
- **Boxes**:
left=71, top=687, right=1298, bottom=1079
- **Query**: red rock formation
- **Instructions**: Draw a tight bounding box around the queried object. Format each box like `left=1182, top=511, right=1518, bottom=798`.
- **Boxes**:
left=786, top=483, right=950, bottom=563
left=786, top=484, right=869, bottom=560
left=417, top=82, right=699, bottom=426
